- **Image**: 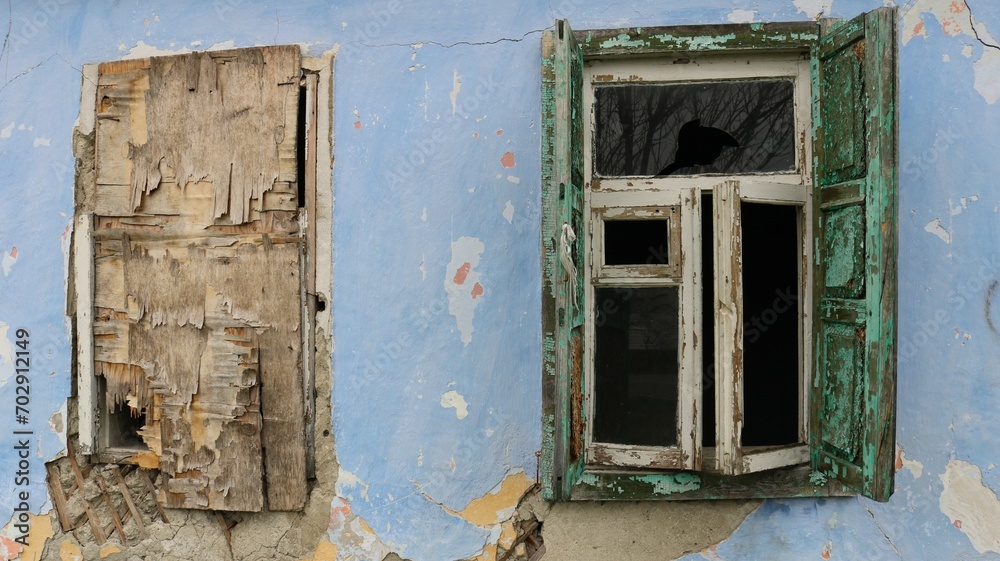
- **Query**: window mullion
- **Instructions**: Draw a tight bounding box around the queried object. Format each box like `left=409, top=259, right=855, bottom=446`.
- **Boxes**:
left=713, top=180, right=744, bottom=475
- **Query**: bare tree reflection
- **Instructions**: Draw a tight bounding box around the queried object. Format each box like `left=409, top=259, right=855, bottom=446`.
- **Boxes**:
left=594, top=80, right=795, bottom=176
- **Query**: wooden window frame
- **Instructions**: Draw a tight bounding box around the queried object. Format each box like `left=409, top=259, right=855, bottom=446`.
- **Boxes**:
left=72, top=48, right=335, bottom=512
left=582, top=52, right=814, bottom=477
left=541, top=10, right=898, bottom=502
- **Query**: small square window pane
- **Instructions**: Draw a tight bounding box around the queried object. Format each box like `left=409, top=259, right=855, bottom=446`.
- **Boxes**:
left=604, top=219, right=670, bottom=266
left=593, top=287, right=679, bottom=447
left=594, top=80, right=795, bottom=177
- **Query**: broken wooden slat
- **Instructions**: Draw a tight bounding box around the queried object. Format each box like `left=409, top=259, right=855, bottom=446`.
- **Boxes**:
left=139, top=470, right=169, bottom=523
left=45, top=464, right=73, bottom=532
left=80, top=497, right=107, bottom=545
left=94, top=474, right=128, bottom=542
left=215, top=512, right=233, bottom=548
left=112, top=466, right=147, bottom=538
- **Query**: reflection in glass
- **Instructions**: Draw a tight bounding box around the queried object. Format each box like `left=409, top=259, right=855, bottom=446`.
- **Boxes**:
left=604, top=219, right=670, bottom=266
left=594, top=80, right=795, bottom=177
left=593, top=287, right=679, bottom=447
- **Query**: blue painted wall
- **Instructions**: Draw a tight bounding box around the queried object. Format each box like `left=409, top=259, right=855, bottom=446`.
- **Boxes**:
left=1, top=1, right=999, bottom=560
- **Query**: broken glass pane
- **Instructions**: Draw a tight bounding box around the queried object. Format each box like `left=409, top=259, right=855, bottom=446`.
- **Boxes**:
left=594, top=79, right=795, bottom=177
left=593, top=287, right=679, bottom=447
left=604, top=219, right=670, bottom=266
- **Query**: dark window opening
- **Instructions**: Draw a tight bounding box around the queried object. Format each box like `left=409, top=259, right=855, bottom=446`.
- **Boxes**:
left=296, top=81, right=307, bottom=208
left=594, top=79, right=795, bottom=177
left=701, top=193, right=717, bottom=448
left=98, top=377, right=149, bottom=450
left=604, top=219, right=670, bottom=265
left=593, top=286, right=680, bottom=447
left=740, top=201, right=800, bottom=446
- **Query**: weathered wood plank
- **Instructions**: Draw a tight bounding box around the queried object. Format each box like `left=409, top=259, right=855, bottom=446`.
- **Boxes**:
left=575, top=21, right=819, bottom=56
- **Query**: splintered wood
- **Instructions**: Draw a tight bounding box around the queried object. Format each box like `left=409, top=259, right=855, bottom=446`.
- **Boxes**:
left=92, top=46, right=308, bottom=511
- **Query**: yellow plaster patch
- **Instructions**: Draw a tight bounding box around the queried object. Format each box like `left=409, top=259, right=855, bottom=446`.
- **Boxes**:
left=498, top=520, right=517, bottom=549
left=469, top=542, right=498, bottom=561
left=458, top=471, right=533, bottom=528
left=100, top=543, right=122, bottom=558
left=300, top=539, right=339, bottom=561
left=2, top=513, right=54, bottom=561
left=59, top=540, right=84, bottom=561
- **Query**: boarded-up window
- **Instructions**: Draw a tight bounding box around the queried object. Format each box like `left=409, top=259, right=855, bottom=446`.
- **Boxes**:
left=80, top=46, right=313, bottom=512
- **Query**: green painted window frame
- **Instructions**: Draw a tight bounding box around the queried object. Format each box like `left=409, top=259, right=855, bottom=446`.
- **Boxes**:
left=541, top=10, right=898, bottom=502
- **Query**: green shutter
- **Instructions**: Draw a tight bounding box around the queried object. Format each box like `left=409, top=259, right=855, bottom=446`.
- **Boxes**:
left=541, top=19, right=586, bottom=501
left=810, top=7, right=898, bottom=502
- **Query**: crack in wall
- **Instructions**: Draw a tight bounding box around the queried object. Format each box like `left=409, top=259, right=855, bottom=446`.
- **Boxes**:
left=964, top=0, right=1000, bottom=52
left=357, top=26, right=551, bottom=50
left=865, top=506, right=904, bottom=560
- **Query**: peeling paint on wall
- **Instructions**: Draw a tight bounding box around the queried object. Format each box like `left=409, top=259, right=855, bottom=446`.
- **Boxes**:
left=0, top=513, right=52, bottom=561
left=924, top=218, right=952, bottom=243
left=894, top=446, right=925, bottom=478
left=902, top=0, right=1000, bottom=103
left=939, top=459, right=1000, bottom=554
left=2, top=248, right=17, bottom=277
left=441, top=389, right=470, bottom=419
left=326, top=496, right=396, bottom=561
left=727, top=9, right=758, bottom=23
left=446, top=236, right=486, bottom=345
left=792, top=0, right=834, bottom=19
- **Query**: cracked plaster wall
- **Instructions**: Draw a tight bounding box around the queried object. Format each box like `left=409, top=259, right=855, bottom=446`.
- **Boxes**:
left=2, top=1, right=1000, bottom=560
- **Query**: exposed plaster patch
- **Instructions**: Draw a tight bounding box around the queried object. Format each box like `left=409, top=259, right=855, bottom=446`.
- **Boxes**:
left=895, top=446, right=925, bottom=478
left=727, top=9, right=758, bottom=23
left=32, top=137, right=50, bottom=147
left=940, top=459, right=1000, bottom=554
left=973, top=48, right=1000, bottom=104
left=0, top=321, right=15, bottom=385
left=450, top=69, right=463, bottom=116
left=500, top=151, right=516, bottom=168
left=336, top=468, right=371, bottom=501
left=949, top=195, right=980, bottom=216
left=440, top=389, right=470, bottom=419
left=1, top=122, right=14, bottom=138
left=791, top=0, right=834, bottom=19
left=924, top=218, right=952, bottom=243
left=48, top=402, right=67, bottom=448
left=506, top=175, right=520, bottom=184
left=326, top=497, right=394, bottom=561
left=446, top=237, right=485, bottom=345
left=122, top=39, right=238, bottom=60
left=2, top=247, right=17, bottom=276
left=503, top=201, right=514, bottom=224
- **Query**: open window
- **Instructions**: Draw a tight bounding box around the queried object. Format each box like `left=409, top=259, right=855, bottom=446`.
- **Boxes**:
left=73, top=46, right=329, bottom=512
left=541, top=9, right=897, bottom=502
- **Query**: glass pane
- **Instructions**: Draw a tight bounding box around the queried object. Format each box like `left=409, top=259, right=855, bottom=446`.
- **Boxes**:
left=604, top=219, right=670, bottom=265
left=740, top=201, right=800, bottom=446
left=594, top=80, right=795, bottom=177
left=593, top=287, right=679, bottom=447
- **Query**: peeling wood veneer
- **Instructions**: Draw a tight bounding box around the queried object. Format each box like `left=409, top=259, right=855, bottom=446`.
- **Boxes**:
left=90, top=45, right=309, bottom=512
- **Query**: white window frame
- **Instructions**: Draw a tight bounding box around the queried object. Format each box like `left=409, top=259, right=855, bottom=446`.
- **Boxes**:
left=582, top=51, right=814, bottom=475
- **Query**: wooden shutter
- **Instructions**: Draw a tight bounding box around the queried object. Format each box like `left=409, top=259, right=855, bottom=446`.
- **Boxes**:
left=92, top=46, right=308, bottom=511
left=810, top=7, right=898, bottom=502
left=541, top=20, right=586, bottom=501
